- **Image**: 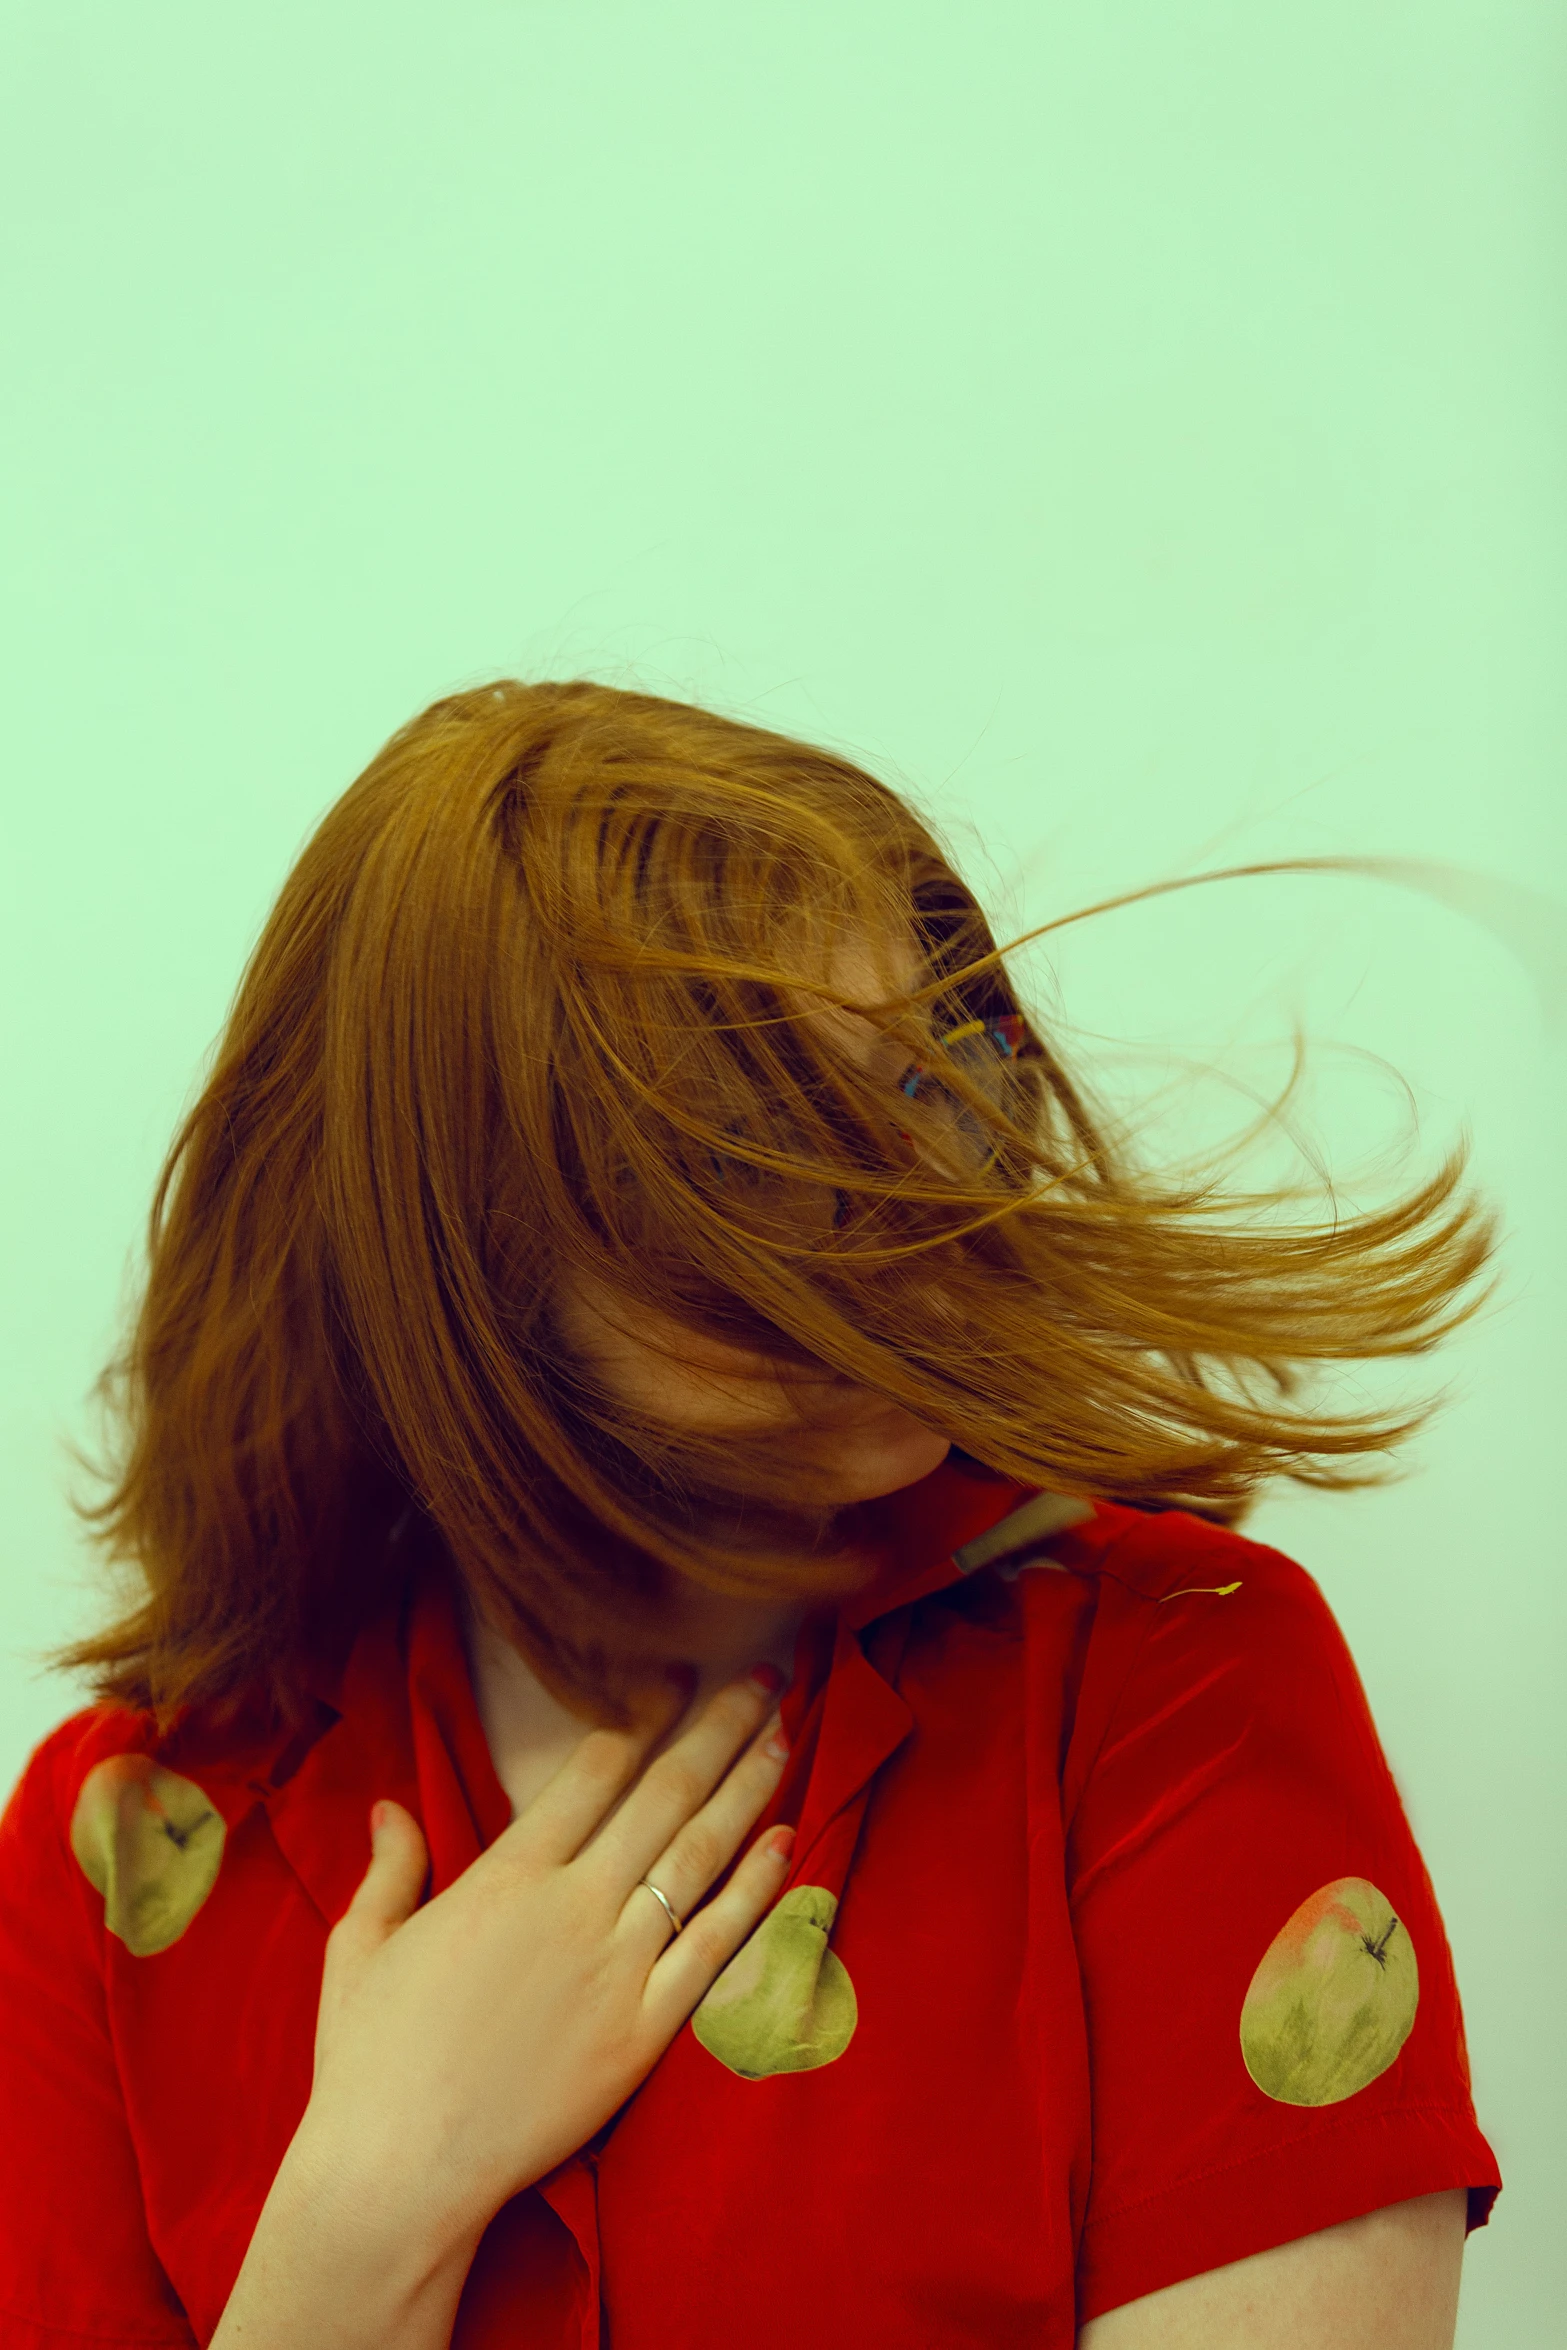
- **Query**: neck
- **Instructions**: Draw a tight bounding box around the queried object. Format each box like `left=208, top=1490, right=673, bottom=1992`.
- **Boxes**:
left=461, top=1574, right=811, bottom=1820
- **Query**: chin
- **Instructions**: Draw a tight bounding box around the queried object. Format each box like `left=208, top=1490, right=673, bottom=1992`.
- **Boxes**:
left=817, top=1419, right=952, bottom=1505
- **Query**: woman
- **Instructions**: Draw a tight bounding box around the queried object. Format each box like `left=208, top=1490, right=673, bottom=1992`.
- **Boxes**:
left=0, top=681, right=1498, bottom=2348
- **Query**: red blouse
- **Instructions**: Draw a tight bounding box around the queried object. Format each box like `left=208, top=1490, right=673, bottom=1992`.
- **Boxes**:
left=0, top=1459, right=1499, bottom=2347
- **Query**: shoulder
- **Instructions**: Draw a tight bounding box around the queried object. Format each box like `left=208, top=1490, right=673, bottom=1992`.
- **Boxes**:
left=1051, top=1497, right=1322, bottom=1600
left=1, top=1695, right=287, bottom=1961
left=1041, top=1500, right=1358, bottom=1683
left=988, top=1502, right=1383, bottom=1826
left=912, top=1498, right=1362, bottom=1743
left=1040, top=1505, right=1403, bottom=1868
left=0, top=1708, right=156, bottom=1971
left=2, top=1705, right=156, bottom=1850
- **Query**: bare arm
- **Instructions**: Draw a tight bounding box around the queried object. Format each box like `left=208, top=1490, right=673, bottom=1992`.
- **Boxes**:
left=1077, top=2188, right=1467, bottom=2350
left=211, top=1667, right=793, bottom=2347
left=203, top=2128, right=486, bottom=2349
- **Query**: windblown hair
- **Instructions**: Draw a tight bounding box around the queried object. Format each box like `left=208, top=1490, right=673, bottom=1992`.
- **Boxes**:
left=61, top=680, right=1493, bottom=1727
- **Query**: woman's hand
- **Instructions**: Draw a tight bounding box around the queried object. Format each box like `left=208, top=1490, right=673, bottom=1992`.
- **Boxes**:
left=307, top=1664, right=793, bottom=2240
left=213, top=1667, right=792, bottom=2346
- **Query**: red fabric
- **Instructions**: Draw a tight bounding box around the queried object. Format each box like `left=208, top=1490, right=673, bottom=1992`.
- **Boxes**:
left=0, top=1462, right=1499, bottom=2346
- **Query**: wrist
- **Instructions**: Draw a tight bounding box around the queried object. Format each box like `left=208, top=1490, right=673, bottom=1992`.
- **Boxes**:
left=208, top=2110, right=489, bottom=2347
left=278, top=2105, right=490, bottom=2278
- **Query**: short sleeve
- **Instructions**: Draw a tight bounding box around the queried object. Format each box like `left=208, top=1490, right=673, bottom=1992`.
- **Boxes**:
left=1062, top=1519, right=1500, bottom=2323
left=0, top=1720, right=196, bottom=2348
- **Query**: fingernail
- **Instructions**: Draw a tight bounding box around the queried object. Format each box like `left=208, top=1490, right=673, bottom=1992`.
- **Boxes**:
left=370, top=1800, right=390, bottom=1838
left=763, top=1722, right=790, bottom=1762
left=765, top=1824, right=795, bottom=1862
left=746, top=1661, right=786, bottom=1695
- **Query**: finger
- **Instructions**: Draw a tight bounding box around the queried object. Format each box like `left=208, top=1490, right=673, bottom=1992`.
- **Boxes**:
left=330, top=1801, right=430, bottom=1957
left=641, top=1824, right=796, bottom=2031
left=503, top=1681, right=687, bottom=1867
left=583, top=1668, right=785, bottom=1890
left=617, top=1712, right=790, bottom=1957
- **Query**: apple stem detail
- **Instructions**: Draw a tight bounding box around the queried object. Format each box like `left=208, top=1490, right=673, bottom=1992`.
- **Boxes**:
left=1361, top=1914, right=1400, bottom=1969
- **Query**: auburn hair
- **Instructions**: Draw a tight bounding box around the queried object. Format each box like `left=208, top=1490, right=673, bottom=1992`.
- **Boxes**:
left=60, top=680, right=1494, bottom=1728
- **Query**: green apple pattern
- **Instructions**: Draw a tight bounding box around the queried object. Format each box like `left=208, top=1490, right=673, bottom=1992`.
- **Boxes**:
left=1240, top=1875, right=1419, bottom=2107
left=693, top=1884, right=858, bottom=2079
left=69, top=1754, right=226, bottom=1956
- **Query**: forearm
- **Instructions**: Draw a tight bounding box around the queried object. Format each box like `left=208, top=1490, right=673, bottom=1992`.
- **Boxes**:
left=210, top=2122, right=487, bottom=2350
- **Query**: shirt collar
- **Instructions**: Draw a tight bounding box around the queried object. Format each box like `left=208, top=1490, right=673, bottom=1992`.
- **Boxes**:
left=246, top=1455, right=1093, bottom=1928
left=841, top=1452, right=1093, bottom=1626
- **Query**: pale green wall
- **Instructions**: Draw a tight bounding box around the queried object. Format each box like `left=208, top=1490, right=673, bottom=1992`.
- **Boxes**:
left=2, top=2, right=1562, bottom=2337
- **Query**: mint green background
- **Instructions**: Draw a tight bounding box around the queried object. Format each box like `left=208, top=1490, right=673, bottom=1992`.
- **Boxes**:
left=2, top=4, right=1562, bottom=2336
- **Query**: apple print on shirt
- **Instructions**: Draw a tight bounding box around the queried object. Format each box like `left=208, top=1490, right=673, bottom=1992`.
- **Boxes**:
left=693, top=1886, right=858, bottom=2079
left=1241, top=1876, right=1418, bottom=2107
left=69, top=1755, right=226, bottom=1956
